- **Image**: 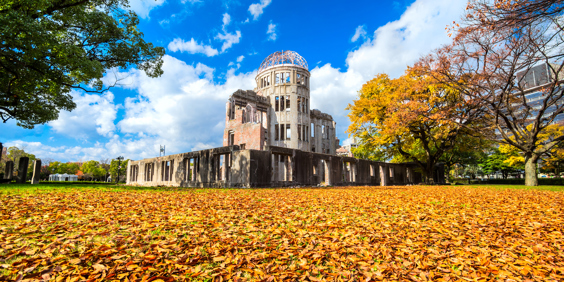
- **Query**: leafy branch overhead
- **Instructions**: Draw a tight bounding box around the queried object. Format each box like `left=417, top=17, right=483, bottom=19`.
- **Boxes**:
left=0, top=0, right=165, bottom=128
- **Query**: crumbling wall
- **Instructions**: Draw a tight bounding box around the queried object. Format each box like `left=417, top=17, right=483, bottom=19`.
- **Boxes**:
left=127, top=146, right=444, bottom=188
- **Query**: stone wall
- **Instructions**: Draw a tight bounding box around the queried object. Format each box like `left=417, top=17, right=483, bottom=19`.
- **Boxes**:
left=127, top=146, right=444, bottom=188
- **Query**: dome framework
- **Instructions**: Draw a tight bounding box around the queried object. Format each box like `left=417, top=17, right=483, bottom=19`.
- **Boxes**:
left=258, top=50, right=308, bottom=72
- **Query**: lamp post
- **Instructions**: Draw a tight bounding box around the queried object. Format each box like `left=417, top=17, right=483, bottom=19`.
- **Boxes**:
left=116, top=156, right=124, bottom=184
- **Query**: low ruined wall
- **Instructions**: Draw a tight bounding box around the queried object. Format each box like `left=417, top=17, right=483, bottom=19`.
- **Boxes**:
left=127, top=146, right=443, bottom=188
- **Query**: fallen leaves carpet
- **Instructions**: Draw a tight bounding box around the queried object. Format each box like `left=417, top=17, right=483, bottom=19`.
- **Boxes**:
left=1, top=186, right=563, bottom=281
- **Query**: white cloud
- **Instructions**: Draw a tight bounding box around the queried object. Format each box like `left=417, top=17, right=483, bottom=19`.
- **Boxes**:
left=236, top=55, right=245, bottom=62
left=267, top=21, right=277, bottom=41
left=351, top=25, right=367, bottom=42
left=309, top=0, right=466, bottom=141
left=222, top=13, right=231, bottom=29
left=242, top=18, right=250, bottom=24
left=168, top=38, right=219, bottom=57
left=8, top=0, right=467, bottom=162
left=112, top=55, right=256, bottom=157
left=128, top=0, right=166, bottom=19
left=49, top=91, right=118, bottom=140
left=215, top=30, right=242, bottom=52
left=248, top=0, right=271, bottom=20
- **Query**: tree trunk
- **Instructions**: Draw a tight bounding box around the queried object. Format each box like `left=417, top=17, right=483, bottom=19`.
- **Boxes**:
left=524, top=154, right=539, bottom=186
left=425, top=163, right=435, bottom=184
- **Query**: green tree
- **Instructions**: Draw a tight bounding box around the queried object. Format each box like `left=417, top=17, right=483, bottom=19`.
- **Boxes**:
left=479, top=148, right=521, bottom=179
left=0, top=0, right=165, bottom=128
left=80, top=160, right=107, bottom=180
left=0, top=146, right=36, bottom=179
left=110, top=159, right=128, bottom=182
left=440, top=135, right=492, bottom=181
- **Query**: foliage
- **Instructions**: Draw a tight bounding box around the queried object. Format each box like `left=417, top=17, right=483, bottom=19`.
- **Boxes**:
left=541, top=141, right=564, bottom=175
left=110, top=159, right=129, bottom=182
left=80, top=160, right=108, bottom=180
left=0, top=146, right=36, bottom=179
left=47, top=161, right=80, bottom=175
left=351, top=144, right=385, bottom=161
left=479, top=148, right=522, bottom=179
left=347, top=70, right=479, bottom=183
left=1, top=185, right=563, bottom=280
left=0, top=0, right=165, bottom=128
left=418, top=0, right=564, bottom=186
left=440, top=134, right=492, bottom=181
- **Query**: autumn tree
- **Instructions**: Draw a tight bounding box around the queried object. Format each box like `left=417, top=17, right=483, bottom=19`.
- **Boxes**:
left=347, top=70, right=482, bottom=184
left=0, top=0, right=165, bottom=128
left=418, top=0, right=564, bottom=186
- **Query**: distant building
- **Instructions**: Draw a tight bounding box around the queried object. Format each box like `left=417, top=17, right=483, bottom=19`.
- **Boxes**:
left=49, top=174, right=78, bottom=181
left=515, top=63, right=564, bottom=125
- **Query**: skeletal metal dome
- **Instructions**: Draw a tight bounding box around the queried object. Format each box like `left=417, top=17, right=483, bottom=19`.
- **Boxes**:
left=258, top=50, right=308, bottom=72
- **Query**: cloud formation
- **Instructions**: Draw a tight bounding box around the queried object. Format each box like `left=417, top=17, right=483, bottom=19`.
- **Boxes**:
left=167, top=38, right=219, bottom=57
left=248, top=0, right=271, bottom=20
left=216, top=31, right=242, bottom=52
left=49, top=91, right=117, bottom=140
left=128, top=0, right=165, bottom=19
left=267, top=21, right=277, bottom=41
left=351, top=25, right=367, bottom=42
left=222, top=13, right=231, bottom=28
left=310, top=0, right=466, bottom=143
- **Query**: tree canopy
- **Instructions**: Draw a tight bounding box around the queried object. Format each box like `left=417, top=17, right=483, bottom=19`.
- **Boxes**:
left=0, top=0, right=165, bottom=128
left=347, top=69, right=481, bottom=183
left=417, top=0, right=564, bottom=186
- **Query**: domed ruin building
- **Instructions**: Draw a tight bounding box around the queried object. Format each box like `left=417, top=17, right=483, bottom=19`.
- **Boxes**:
left=224, top=51, right=336, bottom=154
left=126, top=51, right=444, bottom=187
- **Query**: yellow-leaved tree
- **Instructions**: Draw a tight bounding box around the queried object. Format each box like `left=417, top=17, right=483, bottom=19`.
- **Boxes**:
left=346, top=69, right=482, bottom=184
left=499, top=124, right=564, bottom=176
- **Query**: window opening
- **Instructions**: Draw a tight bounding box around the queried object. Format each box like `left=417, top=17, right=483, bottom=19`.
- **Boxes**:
left=281, top=124, right=285, bottom=140
left=275, top=96, right=279, bottom=112
left=275, top=124, right=279, bottom=140
left=298, top=124, right=302, bottom=141
left=286, top=95, right=290, bottom=111
left=276, top=73, right=280, bottom=84
left=322, top=125, right=325, bottom=139
left=240, top=143, right=246, bottom=150
left=297, top=97, right=302, bottom=113
left=285, top=72, right=290, bottom=83
left=311, top=123, right=315, bottom=137
left=286, top=125, right=291, bottom=140
left=228, top=131, right=234, bottom=146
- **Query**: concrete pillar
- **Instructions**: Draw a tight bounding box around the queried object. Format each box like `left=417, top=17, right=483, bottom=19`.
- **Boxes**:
left=324, top=160, right=331, bottom=186
left=380, top=164, right=389, bottom=186
left=16, top=157, right=29, bottom=184
left=4, top=161, right=13, bottom=180
left=31, top=160, right=41, bottom=184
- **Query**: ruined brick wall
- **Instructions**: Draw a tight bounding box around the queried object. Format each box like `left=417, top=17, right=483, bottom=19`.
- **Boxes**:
left=223, top=90, right=269, bottom=151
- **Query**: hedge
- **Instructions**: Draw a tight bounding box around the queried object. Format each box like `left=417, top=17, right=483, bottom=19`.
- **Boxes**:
left=451, top=178, right=564, bottom=185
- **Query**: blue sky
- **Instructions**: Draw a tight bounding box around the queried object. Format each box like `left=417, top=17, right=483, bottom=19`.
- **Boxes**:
left=2, top=0, right=467, bottom=162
